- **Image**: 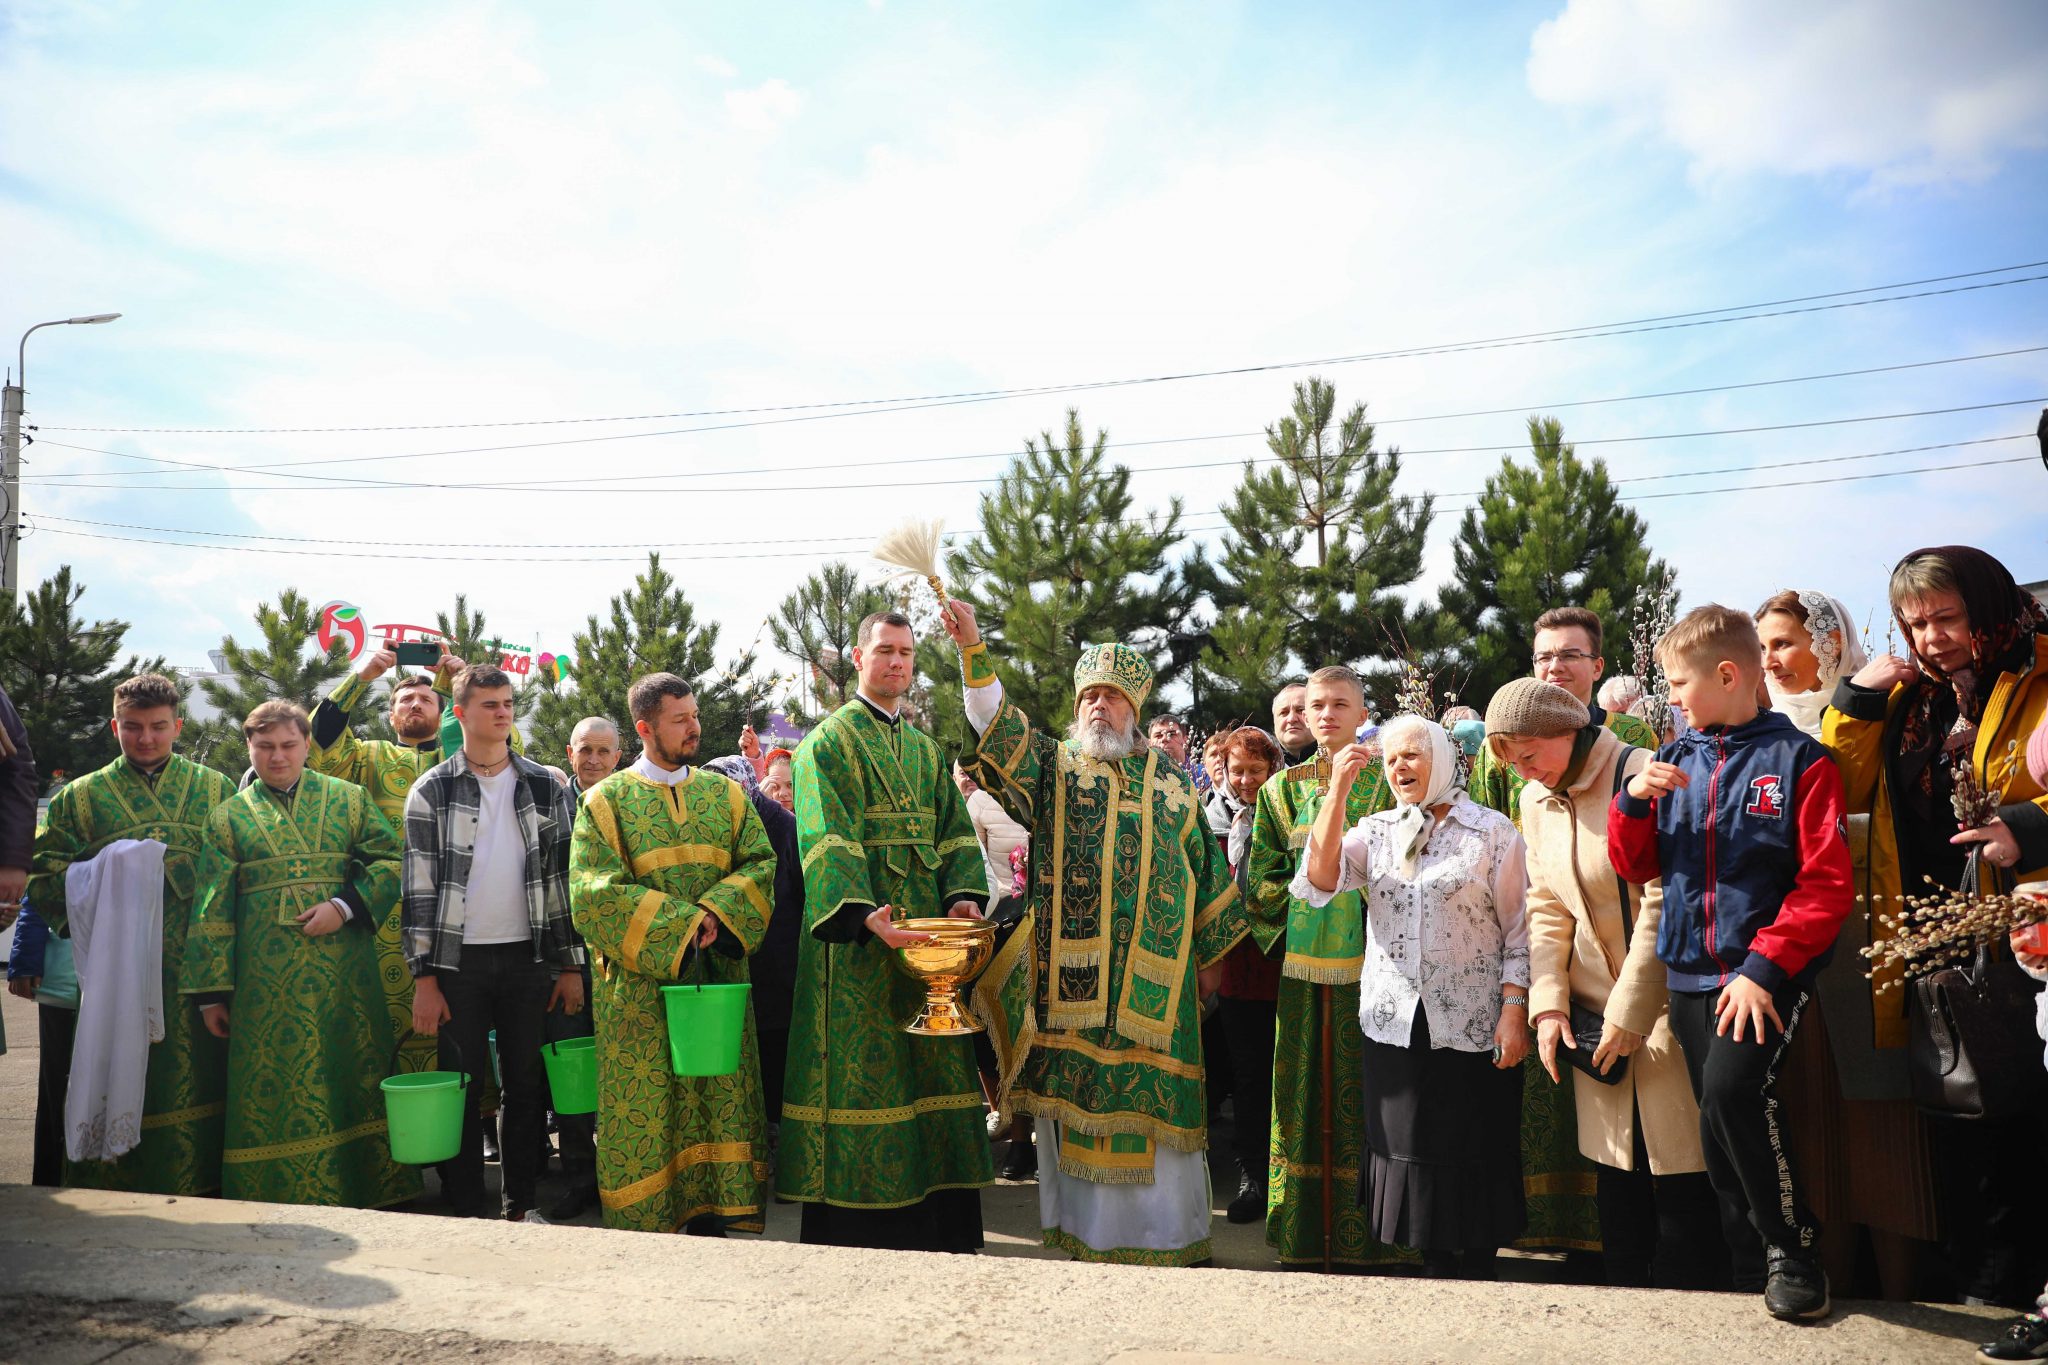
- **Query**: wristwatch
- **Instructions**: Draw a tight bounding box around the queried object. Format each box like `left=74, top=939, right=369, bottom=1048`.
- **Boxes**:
left=1501, top=993, right=1528, bottom=1009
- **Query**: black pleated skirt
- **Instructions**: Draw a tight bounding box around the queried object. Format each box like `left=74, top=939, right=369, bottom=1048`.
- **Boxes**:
left=1357, top=1006, right=1525, bottom=1254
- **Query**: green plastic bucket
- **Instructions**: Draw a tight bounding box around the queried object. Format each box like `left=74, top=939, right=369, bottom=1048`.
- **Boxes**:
left=541, top=1036, right=599, bottom=1115
left=660, top=979, right=751, bottom=1076
left=381, top=1030, right=468, bottom=1165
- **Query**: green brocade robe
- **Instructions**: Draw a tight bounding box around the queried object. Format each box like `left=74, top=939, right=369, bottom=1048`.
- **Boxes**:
left=777, top=700, right=994, bottom=1210
left=30, top=755, right=234, bottom=1195
left=1467, top=707, right=1655, bottom=1254
left=309, top=670, right=449, bottom=1076
left=1245, top=755, right=1413, bottom=1269
left=964, top=678, right=1246, bottom=1192
left=570, top=769, right=777, bottom=1233
left=182, top=771, right=419, bottom=1209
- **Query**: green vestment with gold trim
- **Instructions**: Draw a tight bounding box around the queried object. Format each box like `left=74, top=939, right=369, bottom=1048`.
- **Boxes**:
left=570, top=768, right=777, bottom=1234
left=30, top=755, right=235, bottom=1196
left=964, top=671, right=1247, bottom=1266
left=776, top=700, right=994, bottom=1213
left=1467, top=708, right=1654, bottom=1255
left=181, top=770, right=419, bottom=1209
left=308, top=670, right=450, bottom=1076
left=1245, top=755, right=1414, bottom=1269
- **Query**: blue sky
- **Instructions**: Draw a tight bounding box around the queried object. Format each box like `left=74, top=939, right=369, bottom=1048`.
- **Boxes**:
left=3, top=0, right=2044, bottom=694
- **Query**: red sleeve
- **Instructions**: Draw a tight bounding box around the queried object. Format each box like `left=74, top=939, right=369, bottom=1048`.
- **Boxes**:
left=1607, top=787, right=1662, bottom=885
left=1738, top=754, right=1854, bottom=990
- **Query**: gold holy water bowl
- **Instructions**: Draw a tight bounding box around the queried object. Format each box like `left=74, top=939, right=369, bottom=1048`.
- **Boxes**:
left=890, top=918, right=997, bottom=1036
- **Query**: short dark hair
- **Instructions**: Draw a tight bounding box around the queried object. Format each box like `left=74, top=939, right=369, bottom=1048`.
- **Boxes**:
left=1533, top=606, right=1603, bottom=656
left=244, top=699, right=309, bottom=739
left=627, top=672, right=695, bottom=724
left=453, top=664, right=514, bottom=707
left=857, top=610, right=914, bottom=648
left=1147, top=714, right=1186, bottom=736
left=391, top=673, right=438, bottom=701
left=113, top=673, right=180, bottom=714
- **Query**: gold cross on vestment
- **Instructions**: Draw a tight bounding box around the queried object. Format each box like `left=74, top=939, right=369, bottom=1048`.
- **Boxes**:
left=146, top=826, right=168, bottom=843
left=287, top=858, right=309, bottom=879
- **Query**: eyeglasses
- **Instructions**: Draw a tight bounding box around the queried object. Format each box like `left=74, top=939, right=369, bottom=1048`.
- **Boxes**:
left=1532, top=650, right=1595, bottom=667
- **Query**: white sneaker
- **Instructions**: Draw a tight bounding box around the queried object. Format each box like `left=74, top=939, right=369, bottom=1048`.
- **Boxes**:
left=986, top=1110, right=1006, bottom=1138
left=519, top=1209, right=551, bottom=1225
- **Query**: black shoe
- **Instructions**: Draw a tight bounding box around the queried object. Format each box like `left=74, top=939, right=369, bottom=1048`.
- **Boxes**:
left=546, top=1184, right=598, bottom=1222
left=1225, top=1165, right=1266, bottom=1224
left=1763, top=1246, right=1831, bottom=1321
left=1000, top=1137, right=1037, bottom=1182
left=481, top=1127, right=501, bottom=1165
left=683, top=1214, right=728, bottom=1237
left=1979, top=1315, right=2048, bottom=1363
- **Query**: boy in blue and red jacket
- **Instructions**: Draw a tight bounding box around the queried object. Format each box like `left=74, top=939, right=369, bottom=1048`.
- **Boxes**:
left=1608, top=604, right=1852, bottom=1323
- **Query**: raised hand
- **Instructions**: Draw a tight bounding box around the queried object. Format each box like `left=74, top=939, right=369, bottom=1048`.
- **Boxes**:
left=358, top=647, right=398, bottom=683
left=1851, top=654, right=1918, bottom=693
left=1627, top=761, right=1689, bottom=803
left=939, top=600, right=981, bottom=650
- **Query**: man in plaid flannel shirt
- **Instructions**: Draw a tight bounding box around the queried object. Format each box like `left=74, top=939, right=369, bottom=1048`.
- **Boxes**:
left=402, top=664, right=584, bottom=1222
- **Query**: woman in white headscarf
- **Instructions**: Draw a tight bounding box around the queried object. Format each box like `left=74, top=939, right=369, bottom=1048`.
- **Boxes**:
left=1294, top=714, right=1530, bottom=1279
left=1754, top=587, right=1934, bottom=1299
left=1755, top=589, right=1868, bottom=739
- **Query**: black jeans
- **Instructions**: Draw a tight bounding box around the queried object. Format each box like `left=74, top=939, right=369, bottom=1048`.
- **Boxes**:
left=1666, top=982, right=1817, bottom=1289
left=540, top=963, right=596, bottom=1197
left=35, top=1003, right=78, bottom=1187
left=1219, top=995, right=1276, bottom=1177
left=1927, top=1108, right=2048, bottom=1307
left=436, top=943, right=551, bottom=1216
left=1593, top=1107, right=1732, bottom=1291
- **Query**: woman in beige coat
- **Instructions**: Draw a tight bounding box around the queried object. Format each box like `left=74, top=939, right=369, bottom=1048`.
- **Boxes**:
left=1484, top=678, right=1724, bottom=1291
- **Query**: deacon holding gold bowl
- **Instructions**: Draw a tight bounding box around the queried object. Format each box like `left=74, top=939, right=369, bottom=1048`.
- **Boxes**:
left=776, top=610, right=995, bottom=1253
left=944, top=601, right=1248, bottom=1267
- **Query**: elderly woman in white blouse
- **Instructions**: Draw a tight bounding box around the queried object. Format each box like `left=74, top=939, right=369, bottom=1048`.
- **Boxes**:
left=1295, top=714, right=1531, bottom=1280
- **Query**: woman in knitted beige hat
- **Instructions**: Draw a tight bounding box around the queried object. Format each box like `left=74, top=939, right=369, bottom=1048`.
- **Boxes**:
left=1484, top=676, right=1722, bottom=1291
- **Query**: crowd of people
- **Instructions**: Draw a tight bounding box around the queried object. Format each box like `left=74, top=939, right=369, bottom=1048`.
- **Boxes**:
left=2, top=541, right=2047, bottom=1359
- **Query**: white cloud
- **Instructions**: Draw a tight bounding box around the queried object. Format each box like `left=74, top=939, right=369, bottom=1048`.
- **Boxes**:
left=1527, top=0, right=2048, bottom=185
left=723, top=77, right=803, bottom=133
left=694, top=53, right=737, bottom=79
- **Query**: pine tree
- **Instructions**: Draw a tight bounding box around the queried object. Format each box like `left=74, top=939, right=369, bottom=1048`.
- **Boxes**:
left=530, top=553, right=773, bottom=763
left=0, top=566, right=173, bottom=786
left=1192, top=377, right=1435, bottom=726
left=769, top=561, right=891, bottom=729
left=946, top=409, right=1194, bottom=731
left=1439, top=415, right=1677, bottom=703
left=191, top=588, right=352, bottom=775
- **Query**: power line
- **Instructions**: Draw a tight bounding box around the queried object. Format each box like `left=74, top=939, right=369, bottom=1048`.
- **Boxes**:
left=33, top=343, right=2048, bottom=487
left=26, top=433, right=2030, bottom=550
left=33, top=260, right=2048, bottom=436
left=28, top=446, right=2038, bottom=564
left=28, top=398, right=2045, bottom=496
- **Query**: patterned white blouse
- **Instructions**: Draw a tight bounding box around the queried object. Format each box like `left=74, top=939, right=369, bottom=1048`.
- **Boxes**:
left=1291, top=791, right=1530, bottom=1053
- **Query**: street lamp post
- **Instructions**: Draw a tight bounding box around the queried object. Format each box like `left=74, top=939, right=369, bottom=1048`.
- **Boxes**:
left=3, top=312, right=121, bottom=597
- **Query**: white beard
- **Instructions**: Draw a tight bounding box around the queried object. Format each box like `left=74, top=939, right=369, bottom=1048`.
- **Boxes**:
left=1068, top=716, right=1142, bottom=763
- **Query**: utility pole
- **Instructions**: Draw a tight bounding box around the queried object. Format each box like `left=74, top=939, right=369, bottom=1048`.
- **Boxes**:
left=4, top=312, right=121, bottom=597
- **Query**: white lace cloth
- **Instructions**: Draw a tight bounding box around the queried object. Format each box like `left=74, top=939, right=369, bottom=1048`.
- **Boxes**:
left=1291, top=792, right=1530, bottom=1053
left=65, top=839, right=167, bottom=1163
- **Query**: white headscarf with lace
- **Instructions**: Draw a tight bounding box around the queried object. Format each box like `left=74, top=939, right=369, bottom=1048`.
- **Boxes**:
left=1378, top=715, right=1462, bottom=879
left=1763, top=589, right=1869, bottom=739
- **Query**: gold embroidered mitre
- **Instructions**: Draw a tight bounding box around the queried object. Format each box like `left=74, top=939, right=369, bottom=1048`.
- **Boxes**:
left=1072, top=642, right=1154, bottom=713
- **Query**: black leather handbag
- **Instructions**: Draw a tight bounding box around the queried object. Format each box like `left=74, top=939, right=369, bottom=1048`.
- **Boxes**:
left=1907, top=852, right=2048, bottom=1119
left=1564, top=747, right=1641, bottom=1087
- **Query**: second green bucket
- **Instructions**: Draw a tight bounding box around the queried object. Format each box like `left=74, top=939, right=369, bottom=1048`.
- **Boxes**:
left=660, top=980, right=750, bottom=1076
left=380, top=1030, right=467, bottom=1165
left=541, top=1035, right=599, bottom=1115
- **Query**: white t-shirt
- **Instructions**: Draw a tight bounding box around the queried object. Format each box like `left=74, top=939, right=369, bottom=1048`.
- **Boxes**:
left=463, top=767, right=529, bottom=944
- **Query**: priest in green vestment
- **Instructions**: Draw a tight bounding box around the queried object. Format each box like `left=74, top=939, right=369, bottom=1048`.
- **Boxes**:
left=183, top=700, right=419, bottom=1209
left=777, top=609, right=994, bottom=1252
left=310, top=645, right=469, bottom=1076
left=1244, top=666, right=1414, bottom=1271
left=30, top=674, right=235, bottom=1196
left=946, top=604, right=1248, bottom=1268
left=1465, top=607, right=1655, bottom=1257
left=570, top=672, right=778, bottom=1234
